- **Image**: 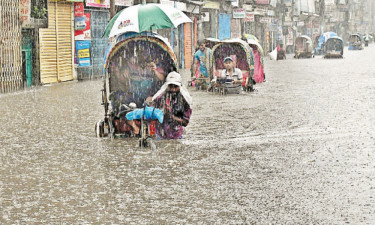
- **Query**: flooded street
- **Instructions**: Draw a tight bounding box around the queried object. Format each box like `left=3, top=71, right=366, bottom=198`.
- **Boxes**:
left=1, top=45, right=375, bottom=224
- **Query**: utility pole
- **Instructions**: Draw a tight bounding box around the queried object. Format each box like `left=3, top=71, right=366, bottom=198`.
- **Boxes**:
left=110, top=0, right=116, bottom=18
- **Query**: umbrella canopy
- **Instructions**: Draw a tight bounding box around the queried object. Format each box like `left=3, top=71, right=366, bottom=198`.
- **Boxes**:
left=244, top=34, right=260, bottom=43
left=318, top=32, right=338, bottom=49
left=103, top=4, right=192, bottom=38
left=244, top=34, right=264, bottom=56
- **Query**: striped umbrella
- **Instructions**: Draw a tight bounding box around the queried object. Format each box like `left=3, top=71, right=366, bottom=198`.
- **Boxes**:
left=103, top=4, right=192, bottom=38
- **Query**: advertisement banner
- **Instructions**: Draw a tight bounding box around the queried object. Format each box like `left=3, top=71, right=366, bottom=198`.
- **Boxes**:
left=20, top=0, right=31, bottom=27
left=86, top=0, right=110, bottom=8
left=75, top=13, right=91, bottom=40
left=76, top=41, right=91, bottom=67
left=75, top=17, right=86, bottom=30
left=74, top=2, right=84, bottom=17
left=287, top=27, right=294, bottom=46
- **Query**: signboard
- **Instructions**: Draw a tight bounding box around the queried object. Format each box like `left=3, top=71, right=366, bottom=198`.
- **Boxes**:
left=74, top=2, right=84, bottom=17
left=75, top=13, right=91, bottom=40
left=297, top=21, right=305, bottom=27
left=284, top=21, right=293, bottom=26
left=270, top=0, right=277, bottom=7
left=86, top=0, right=110, bottom=8
left=233, top=9, right=245, bottom=19
left=20, top=0, right=31, bottom=27
left=325, top=0, right=335, bottom=5
left=267, top=10, right=275, bottom=16
left=231, top=19, right=241, bottom=39
left=244, top=12, right=255, bottom=22
left=257, top=0, right=269, bottom=4
left=260, top=17, right=271, bottom=24
left=160, top=0, right=186, bottom=10
left=115, top=0, right=134, bottom=6
left=285, top=0, right=292, bottom=6
left=76, top=41, right=91, bottom=67
left=203, top=1, right=220, bottom=9
left=337, top=5, right=349, bottom=12
left=243, top=4, right=252, bottom=11
left=254, top=7, right=267, bottom=16
left=231, top=0, right=239, bottom=7
left=175, top=2, right=187, bottom=11
left=160, top=0, right=174, bottom=7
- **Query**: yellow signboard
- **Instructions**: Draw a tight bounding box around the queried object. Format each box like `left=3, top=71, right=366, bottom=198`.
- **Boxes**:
left=78, top=49, right=90, bottom=58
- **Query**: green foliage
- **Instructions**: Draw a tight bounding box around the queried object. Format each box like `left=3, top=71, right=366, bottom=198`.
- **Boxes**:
left=31, top=6, right=47, bottom=19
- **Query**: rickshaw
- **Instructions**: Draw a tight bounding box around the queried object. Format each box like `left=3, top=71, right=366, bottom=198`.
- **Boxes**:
left=316, top=32, right=338, bottom=55
left=204, top=37, right=220, bottom=49
left=246, top=35, right=265, bottom=83
left=95, top=32, right=178, bottom=146
left=189, top=37, right=219, bottom=89
left=294, top=35, right=314, bottom=58
left=348, top=33, right=363, bottom=50
left=324, top=36, right=344, bottom=59
left=210, top=38, right=255, bottom=94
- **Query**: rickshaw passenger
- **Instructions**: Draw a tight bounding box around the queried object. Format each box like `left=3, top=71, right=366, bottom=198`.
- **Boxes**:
left=123, top=54, right=166, bottom=106
left=213, top=57, right=243, bottom=94
left=148, top=72, right=192, bottom=139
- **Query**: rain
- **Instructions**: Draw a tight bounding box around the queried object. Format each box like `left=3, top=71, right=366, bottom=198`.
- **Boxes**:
left=1, top=0, right=375, bottom=224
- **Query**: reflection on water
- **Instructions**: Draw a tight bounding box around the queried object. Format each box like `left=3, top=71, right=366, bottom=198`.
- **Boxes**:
left=1, top=46, right=375, bottom=223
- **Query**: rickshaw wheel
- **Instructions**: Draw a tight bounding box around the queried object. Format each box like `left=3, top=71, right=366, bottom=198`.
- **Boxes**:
left=95, top=120, right=105, bottom=138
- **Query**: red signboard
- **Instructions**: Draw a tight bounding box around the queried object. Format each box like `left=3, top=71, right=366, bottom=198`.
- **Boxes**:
left=244, top=12, right=255, bottom=22
left=74, top=2, right=84, bottom=17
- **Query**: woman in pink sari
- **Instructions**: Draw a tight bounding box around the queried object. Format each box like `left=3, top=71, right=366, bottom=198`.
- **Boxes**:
left=252, top=46, right=264, bottom=83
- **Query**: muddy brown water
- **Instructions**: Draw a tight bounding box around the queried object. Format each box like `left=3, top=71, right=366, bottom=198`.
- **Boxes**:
left=1, top=46, right=375, bottom=224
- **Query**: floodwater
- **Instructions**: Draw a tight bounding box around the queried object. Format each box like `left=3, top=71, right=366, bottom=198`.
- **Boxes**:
left=1, top=45, right=375, bottom=224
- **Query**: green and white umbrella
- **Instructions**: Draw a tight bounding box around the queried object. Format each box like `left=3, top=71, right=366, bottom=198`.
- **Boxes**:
left=103, top=4, right=192, bottom=38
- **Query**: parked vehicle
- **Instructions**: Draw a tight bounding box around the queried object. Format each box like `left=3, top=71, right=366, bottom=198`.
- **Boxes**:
left=210, top=38, right=255, bottom=93
left=324, top=36, right=344, bottom=59
left=96, top=32, right=178, bottom=143
left=294, top=35, right=314, bottom=58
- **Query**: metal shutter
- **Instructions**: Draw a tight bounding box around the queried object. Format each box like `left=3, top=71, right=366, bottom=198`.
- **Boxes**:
left=39, top=1, right=73, bottom=84
left=39, top=1, right=58, bottom=84
left=0, top=0, right=23, bottom=93
left=56, top=2, right=73, bottom=82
